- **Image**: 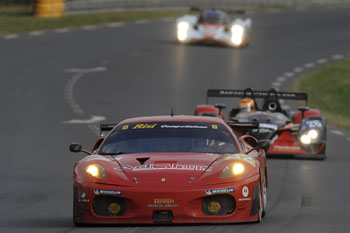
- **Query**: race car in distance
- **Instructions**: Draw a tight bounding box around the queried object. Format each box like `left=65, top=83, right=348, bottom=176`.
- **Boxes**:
left=176, top=9, right=251, bottom=48
left=195, top=89, right=327, bottom=159
left=70, top=115, right=269, bottom=225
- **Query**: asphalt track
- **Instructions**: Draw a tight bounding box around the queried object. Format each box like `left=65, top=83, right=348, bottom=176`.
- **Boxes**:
left=1, top=8, right=350, bottom=233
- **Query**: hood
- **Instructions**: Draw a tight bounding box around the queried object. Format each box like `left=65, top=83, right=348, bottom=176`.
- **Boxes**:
left=112, top=153, right=221, bottom=187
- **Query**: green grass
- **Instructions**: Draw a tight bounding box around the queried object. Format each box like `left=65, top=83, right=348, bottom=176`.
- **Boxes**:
left=0, top=5, right=188, bottom=35
left=292, top=58, right=350, bottom=130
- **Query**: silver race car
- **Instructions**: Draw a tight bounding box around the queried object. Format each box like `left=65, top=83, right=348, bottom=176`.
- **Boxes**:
left=176, top=9, right=252, bottom=48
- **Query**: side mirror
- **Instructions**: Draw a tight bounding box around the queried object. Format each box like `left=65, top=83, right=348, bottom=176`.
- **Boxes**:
left=69, top=143, right=92, bottom=155
left=70, top=143, right=82, bottom=153
left=257, top=140, right=270, bottom=152
left=245, top=140, right=270, bottom=154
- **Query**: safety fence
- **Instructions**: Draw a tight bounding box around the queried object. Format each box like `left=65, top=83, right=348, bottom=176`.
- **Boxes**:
left=64, top=0, right=350, bottom=12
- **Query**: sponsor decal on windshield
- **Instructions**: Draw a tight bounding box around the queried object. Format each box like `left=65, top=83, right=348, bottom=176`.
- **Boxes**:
left=132, top=123, right=157, bottom=129
left=160, top=125, right=208, bottom=129
left=211, top=124, right=218, bottom=130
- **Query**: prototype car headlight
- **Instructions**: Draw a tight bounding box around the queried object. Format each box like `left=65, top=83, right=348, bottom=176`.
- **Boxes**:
left=220, top=162, right=246, bottom=178
left=86, top=164, right=108, bottom=179
left=231, top=24, right=244, bottom=46
left=300, top=134, right=311, bottom=144
left=300, top=129, right=320, bottom=145
left=308, top=129, right=319, bottom=139
left=177, top=21, right=189, bottom=41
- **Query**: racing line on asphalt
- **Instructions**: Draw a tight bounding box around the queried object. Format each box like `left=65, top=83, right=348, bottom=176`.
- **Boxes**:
left=63, top=67, right=107, bottom=136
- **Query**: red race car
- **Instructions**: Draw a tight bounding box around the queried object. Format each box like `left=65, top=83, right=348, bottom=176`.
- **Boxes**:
left=70, top=115, right=268, bottom=225
left=195, top=89, right=327, bottom=159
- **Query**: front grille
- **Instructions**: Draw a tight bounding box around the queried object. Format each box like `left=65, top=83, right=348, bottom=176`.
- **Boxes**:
left=152, top=210, right=173, bottom=222
left=202, top=195, right=236, bottom=216
left=93, top=195, right=125, bottom=216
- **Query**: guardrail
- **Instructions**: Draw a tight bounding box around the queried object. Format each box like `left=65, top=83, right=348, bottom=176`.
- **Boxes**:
left=64, top=0, right=350, bottom=13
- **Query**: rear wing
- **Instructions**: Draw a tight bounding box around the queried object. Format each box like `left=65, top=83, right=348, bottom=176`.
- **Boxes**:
left=206, top=89, right=308, bottom=105
left=100, top=124, right=116, bottom=137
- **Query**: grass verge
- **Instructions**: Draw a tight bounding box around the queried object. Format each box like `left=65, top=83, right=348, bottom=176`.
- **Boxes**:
left=292, top=58, right=350, bottom=130
left=0, top=5, right=188, bottom=35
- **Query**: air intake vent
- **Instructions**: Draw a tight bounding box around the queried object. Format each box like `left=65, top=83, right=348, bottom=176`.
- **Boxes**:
left=93, top=196, right=125, bottom=216
left=202, top=195, right=236, bottom=216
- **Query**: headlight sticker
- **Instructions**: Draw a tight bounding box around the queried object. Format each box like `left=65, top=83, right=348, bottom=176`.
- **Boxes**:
left=205, top=188, right=235, bottom=195
left=225, top=154, right=256, bottom=167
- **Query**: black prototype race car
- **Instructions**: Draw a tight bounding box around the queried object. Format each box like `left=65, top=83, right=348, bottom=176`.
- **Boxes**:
left=195, top=89, right=327, bottom=160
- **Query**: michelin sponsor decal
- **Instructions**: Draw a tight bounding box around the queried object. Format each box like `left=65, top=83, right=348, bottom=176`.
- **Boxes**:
left=94, top=189, right=122, bottom=195
left=205, top=188, right=235, bottom=195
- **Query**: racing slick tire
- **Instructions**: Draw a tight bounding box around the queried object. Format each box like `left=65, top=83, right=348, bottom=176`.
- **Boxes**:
left=262, top=177, right=267, bottom=218
left=252, top=183, right=263, bottom=223
left=257, top=186, right=263, bottom=223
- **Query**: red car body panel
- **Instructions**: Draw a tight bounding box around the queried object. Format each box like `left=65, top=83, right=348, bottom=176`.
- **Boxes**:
left=292, top=109, right=321, bottom=124
left=72, top=116, right=267, bottom=224
left=267, top=130, right=325, bottom=155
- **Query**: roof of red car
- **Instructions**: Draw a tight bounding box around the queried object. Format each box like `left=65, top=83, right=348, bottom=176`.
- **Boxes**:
left=119, top=115, right=226, bottom=125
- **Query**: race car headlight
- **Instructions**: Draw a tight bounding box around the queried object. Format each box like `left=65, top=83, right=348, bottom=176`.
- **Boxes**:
left=300, top=134, right=311, bottom=144
left=86, top=164, right=108, bottom=179
left=177, top=21, right=189, bottom=41
left=233, top=163, right=245, bottom=175
left=300, top=129, right=320, bottom=145
left=231, top=24, right=244, bottom=46
left=308, top=129, right=319, bottom=139
left=220, top=162, right=246, bottom=178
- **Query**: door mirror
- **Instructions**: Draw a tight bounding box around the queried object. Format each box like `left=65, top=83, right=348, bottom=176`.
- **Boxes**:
left=69, top=143, right=82, bottom=153
left=257, top=140, right=270, bottom=152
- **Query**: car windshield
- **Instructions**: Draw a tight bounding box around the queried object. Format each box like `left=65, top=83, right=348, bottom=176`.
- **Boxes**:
left=199, top=11, right=226, bottom=24
left=99, top=122, right=238, bottom=154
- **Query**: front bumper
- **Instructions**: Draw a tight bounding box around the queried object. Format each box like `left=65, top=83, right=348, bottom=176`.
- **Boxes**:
left=73, top=175, right=260, bottom=224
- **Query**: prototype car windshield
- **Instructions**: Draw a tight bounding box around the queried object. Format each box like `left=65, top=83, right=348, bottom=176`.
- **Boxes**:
left=199, top=12, right=226, bottom=24
left=99, top=122, right=238, bottom=154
